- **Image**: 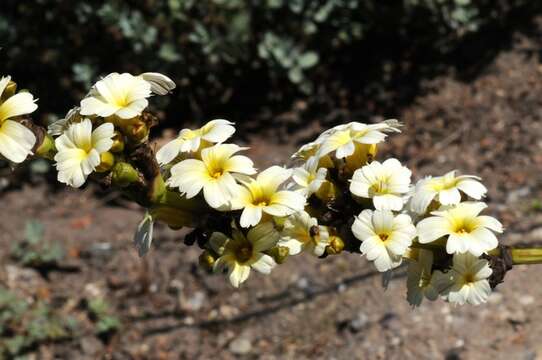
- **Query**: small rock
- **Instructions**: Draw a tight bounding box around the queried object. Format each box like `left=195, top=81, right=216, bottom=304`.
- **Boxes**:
left=168, top=279, right=184, bottom=294
left=219, top=304, right=239, bottom=318
left=87, top=242, right=113, bottom=260
left=84, top=282, right=104, bottom=298
left=503, top=308, right=528, bottom=324
left=182, top=291, right=206, bottom=312
left=527, top=228, right=542, bottom=242
left=506, top=186, right=530, bottom=203
left=488, top=292, right=503, bottom=304
left=349, top=312, right=370, bottom=332
left=296, top=277, right=309, bottom=289
left=5, top=265, right=47, bottom=298
left=519, top=295, right=535, bottom=306
left=229, top=337, right=252, bottom=355
left=80, top=336, right=104, bottom=356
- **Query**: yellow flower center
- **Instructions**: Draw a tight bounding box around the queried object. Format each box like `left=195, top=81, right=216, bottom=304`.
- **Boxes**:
left=430, top=178, right=458, bottom=192
left=452, top=218, right=476, bottom=235
left=379, top=233, right=390, bottom=242
left=211, top=169, right=224, bottom=179
left=370, top=180, right=390, bottom=195
left=463, top=273, right=475, bottom=284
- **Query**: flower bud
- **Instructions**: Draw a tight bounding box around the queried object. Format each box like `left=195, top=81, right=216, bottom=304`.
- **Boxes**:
left=199, top=250, right=216, bottom=271
left=325, top=235, right=345, bottom=255
left=125, top=119, right=149, bottom=143
left=268, top=246, right=290, bottom=264
left=110, top=131, right=125, bottom=153
left=315, top=180, right=338, bottom=202
left=35, top=134, right=56, bottom=160
left=111, top=162, right=140, bottom=187
left=95, top=151, right=115, bottom=173
left=149, top=175, right=166, bottom=203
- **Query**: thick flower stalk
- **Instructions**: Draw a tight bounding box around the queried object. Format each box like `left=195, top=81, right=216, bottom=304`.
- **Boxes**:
left=4, top=71, right=540, bottom=309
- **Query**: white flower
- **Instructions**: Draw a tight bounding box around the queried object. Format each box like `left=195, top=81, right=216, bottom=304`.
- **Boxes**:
left=436, top=253, right=493, bottom=306
left=231, top=166, right=306, bottom=228
left=133, top=211, right=154, bottom=257
left=406, top=249, right=441, bottom=307
left=291, top=125, right=346, bottom=160
left=140, top=72, right=176, bottom=95
left=410, top=170, right=487, bottom=214
left=80, top=72, right=152, bottom=119
left=317, top=120, right=400, bottom=159
left=349, top=158, right=411, bottom=211
left=290, top=156, right=327, bottom=197
left=167, top=143, right=256, bottom=209
left=279, top=211, right=330, bottom=256
left=156, top=119, right=236, bottom=165
left=48, top=107, right=80, bottom=136
left=351, top=209, right=416, bottom=272
left=54, top=118, right=115, bottom=188
left=210, top=222, right=279, bottom=288
left=0, top=76, right=38, bottom=163
left=417, top=201, right=503, bottom=256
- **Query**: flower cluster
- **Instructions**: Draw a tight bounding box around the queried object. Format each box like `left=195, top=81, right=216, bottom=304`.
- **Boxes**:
left=47, top=72, right=175, bottom=188
left=2, top=72, right=508, bottom=308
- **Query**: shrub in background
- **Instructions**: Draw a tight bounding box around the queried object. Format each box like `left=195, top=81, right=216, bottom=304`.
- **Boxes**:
left=0, top=0, right=536, bottom=125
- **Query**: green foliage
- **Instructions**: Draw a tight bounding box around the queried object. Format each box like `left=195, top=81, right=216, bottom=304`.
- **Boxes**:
left=86, top=299, right=121, bottom=336
left=0, top=0, right=535, bottom=120
left=10, top=221, right=64, bottom=269
left=0, top=287, right=78, bottom=357
left=531, top=199, right=542, bottom=212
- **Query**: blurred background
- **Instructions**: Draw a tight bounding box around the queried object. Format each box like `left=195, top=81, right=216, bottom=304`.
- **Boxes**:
left=1, top=0, right=542, bottom=358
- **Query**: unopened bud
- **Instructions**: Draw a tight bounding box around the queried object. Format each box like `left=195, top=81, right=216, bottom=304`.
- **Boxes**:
left=325, top=235, right=344, bottom=255
left=315, top=180, right=338, bottom=202
left=199, top=250, right=216, bottom=271
left=110, top=131, right=125, bottom=153
left=268, top=246, right=290, bottom=264
left=149, top=175, right=166, bottom=203
left=95, top=151, right=115, bottom=172
left=111, top=162, right=139, bottom=187
left=126, top=120, right=149, bottom=142
left=35, top=134, right=55, bottom=160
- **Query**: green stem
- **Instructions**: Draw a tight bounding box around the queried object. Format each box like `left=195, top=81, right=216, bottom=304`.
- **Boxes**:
left=412, top=243, right=542, bottom=265
left=500, top=248, right=542, bottom=265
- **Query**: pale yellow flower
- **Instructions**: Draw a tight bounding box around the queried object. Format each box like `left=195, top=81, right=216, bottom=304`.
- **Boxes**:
left=156, top=119, right=235, bottom=165
left=350, top=158, right=411, bottom=211
left=279, top=211, right=330, bottom=256
left=352, top=209, right=416, bottom=272
left=231, top=166, right=306, bottom=228
left=435, top=253, right=493, bottom=306
left=0, top=76, right=38, bottom=163
left=317, top=120, right=400, bottom=159
left=410, top=170, right=487, bottom=214
left=80, top=72, right=152, bottom=119
left=290, top=156, right=327, bottom=197
left=167, top=143, right=256, bottom=209
left=54, top=119, right=114, bottom=188
left=210, top=222, right=279, bottom=288
left=417, top=202, right=503, bottom=256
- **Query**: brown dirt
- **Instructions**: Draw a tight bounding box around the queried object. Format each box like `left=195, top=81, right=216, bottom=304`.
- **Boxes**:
left=1, top=29, right=542, bottom=360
